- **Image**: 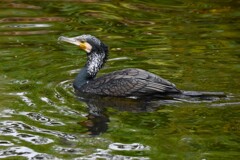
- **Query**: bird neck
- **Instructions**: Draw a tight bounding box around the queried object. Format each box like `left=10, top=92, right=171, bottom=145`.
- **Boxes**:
left=86, top=51, right=106, bottom=77
left=73, top=66, right=90, bottom=90
left=73, top=50, right=107, bottom=90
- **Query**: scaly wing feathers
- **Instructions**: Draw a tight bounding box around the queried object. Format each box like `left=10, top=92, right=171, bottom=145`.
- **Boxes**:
left=82, top=68, right=180, bottom=97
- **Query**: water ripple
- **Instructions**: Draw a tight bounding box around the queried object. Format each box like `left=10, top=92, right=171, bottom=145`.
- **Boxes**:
left=0, top=109, right=15, bottom=118
left=0, top=147, right=57, bottom=159
left=76, top=148, right=150, bottom=160
left=109, top=142, right=150, bottom=151
left=0, top=125, right=53, bottom=145
left=0, top=17, right=66, bottom=23
left=19, top=112, right=65, bottom=126
left=8, top=92, right=35, bottom=107
left=1, top=23, right=52, bottom=29
left=0, top=30, right=58, bottom=36
left=0, top=140, right=14, bottom=146
left=54, top=146, right=84, bottom=155
left=17, top=133, right=53, bottom=145
left=0, top=121, right=76, bottom=141
left=0, top=0, right=239, bottom=159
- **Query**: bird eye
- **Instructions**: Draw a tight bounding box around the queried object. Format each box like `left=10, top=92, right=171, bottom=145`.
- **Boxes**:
left=80, top=40, right=86, bottom=43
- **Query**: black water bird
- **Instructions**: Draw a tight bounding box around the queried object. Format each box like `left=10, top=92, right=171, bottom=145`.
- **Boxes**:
left=58, top=34, right=225, bottom=99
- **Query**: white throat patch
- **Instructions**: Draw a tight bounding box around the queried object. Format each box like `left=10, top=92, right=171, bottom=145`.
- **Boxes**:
left=87, top=52, right=104, bottom=77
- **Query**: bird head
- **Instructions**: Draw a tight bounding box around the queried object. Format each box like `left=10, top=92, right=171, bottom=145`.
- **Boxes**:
left=58, top=34, right=108, bottom=54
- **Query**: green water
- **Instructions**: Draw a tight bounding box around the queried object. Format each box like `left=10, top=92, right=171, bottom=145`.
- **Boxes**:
left=0, top=0, right=239, bottom=159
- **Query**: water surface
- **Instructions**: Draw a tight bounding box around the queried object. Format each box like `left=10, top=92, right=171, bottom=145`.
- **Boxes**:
left=0, top=0, right=239, bottom=159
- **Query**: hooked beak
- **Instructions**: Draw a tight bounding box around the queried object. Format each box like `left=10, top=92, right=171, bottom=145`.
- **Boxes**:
left=58, top=36, right=92, bottom=53
left=58, top=36, right=80, bottom=46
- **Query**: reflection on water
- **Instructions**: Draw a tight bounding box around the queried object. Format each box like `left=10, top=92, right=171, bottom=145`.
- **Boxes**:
left=0, top=146, right=56, bottom=159
left=77, top=91, right=229, bottom=136
left=79, top=144, right=150, bottom=160
left=0, top=0, right=239, bottom=159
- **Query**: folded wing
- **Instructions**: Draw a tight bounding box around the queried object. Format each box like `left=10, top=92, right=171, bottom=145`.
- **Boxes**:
left=82, top=68, right=181, bottom=97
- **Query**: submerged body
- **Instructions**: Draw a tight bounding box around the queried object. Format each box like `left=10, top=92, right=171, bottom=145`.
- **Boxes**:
left=59, top=34, right=225, bottom=99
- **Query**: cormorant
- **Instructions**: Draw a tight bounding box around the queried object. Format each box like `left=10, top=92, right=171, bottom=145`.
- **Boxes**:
left=58, top=34, right=225, bottom=99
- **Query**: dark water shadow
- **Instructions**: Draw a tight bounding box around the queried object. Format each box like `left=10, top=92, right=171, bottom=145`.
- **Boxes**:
left=74, top=89, right=238, bottom=136
left=76, top=94, right=180, bottom=135
left=75, top=92, right=230, bottom=136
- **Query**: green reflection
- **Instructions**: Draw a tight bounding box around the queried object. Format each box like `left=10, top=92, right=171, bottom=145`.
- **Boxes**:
left=0, top=0, right=239, bottom=159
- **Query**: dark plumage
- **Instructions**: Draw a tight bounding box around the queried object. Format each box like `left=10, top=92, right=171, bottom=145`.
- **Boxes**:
left=58, top=34, right=225, bottom=99
left=80, top=68, right=181, bottom=97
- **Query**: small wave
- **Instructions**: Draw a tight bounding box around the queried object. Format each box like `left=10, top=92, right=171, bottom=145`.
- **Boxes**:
left=75, top=147, right=150, bottom=160
left=0, top=140, right=14, bottom=146
left=109, top=142, right=150, bottom=151
left=1, top=23, right=51, bottom=29
left=0, top=146, right=57, bottom=159
left=19, top=112, right=65, bottom=126
left=7, top=92, right=35, bottom=107
left=0, top=121, right=76, bottom=142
